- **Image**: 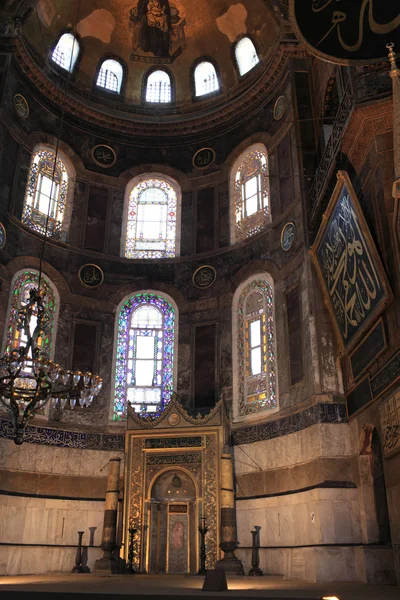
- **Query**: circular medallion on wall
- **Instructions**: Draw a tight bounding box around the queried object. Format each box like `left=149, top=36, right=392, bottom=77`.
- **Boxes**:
left=281, top=222, right=296, bottom=252
left=0, top=222, right=6, bottom=249
left=78, top=264, right=104, bottom=288
left=167, top=413, right=181, bottom=427
left=91, top=144, right=117, bottom=168
left=192, top=265, right=216, bottom=289
left=273, top=95, right=286, bottom=121
left=192, top=147, right=216, bottom=170
left=13, top=94, right=29, bottom=119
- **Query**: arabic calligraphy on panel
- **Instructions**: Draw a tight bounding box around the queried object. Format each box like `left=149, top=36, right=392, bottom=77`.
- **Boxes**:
left=315, top=0, right=400, bottom=53
left=321, top=191, right=380, bottom=341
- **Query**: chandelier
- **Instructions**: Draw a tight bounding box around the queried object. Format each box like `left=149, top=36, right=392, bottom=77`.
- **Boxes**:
left=0, top=3, right=102, bottom=444
left=0, top=286, right=102, bottom=444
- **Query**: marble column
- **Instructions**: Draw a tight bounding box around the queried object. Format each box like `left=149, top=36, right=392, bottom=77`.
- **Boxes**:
left=215, top=450, right=244, bottom=574
left=94, top=456, right=121, bottom=575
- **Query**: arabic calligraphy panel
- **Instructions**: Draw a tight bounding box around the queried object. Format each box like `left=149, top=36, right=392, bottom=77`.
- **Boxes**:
left=379, top=391, right=400, bottom=458
left=290, top=1, right=400, bottom=64
left=311, top=171, right=391, bottom=353
left=78, top=264, right=104, bottom=288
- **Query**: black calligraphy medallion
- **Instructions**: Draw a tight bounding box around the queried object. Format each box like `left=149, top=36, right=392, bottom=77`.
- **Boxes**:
left=0, top=222, right=6, bottom=249
left=79, top=264, right=104, bottom=288
left=281, top=222, right=296, bottom=251
left=91, top=145, right=117, bottom=168
left=14, top=94, right=29, bottom=119
left=192, top=265, right=216, bottom=289
left=311, top=171, right=392, bottom=353
left=290, top=1, right=400, bottom=63
left=192, top=148, right=216, bottom=170
left=273, top=95, right=286, bottom=121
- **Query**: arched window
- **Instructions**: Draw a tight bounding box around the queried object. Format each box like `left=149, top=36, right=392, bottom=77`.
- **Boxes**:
left=145, top=70, right=172, bottom=103
left=97, top=59, right=124, bottom=93
left=232, top=275, right=277, bottom=420
left=112, top=292, right=177, bottom=420
left=22, top=147, right=70, bottom=241
left=235, top=37, right=259, bottom=76
left=3, top=270, right=58, bottom=361
left=231, top=144, right=270, bottom=243
left=51, top=33, right=79, bottom=72
left=194, top=61, right=219, bottom=97
left=123, top=176, right=180, bottom=259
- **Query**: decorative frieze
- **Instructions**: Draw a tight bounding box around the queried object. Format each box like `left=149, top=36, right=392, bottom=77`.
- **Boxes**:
left=144, top=436, right=202, bottom=448
left=379, top=391, right=400, bottom=458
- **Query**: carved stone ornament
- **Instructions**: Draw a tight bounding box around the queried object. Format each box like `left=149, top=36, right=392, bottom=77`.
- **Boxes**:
left=192, top=148, right=216, bottom=170
left=91, top=144, right=117, bottom=168
left=13, top=93, right=29, bottom=119
left=78, top=264, right=104, bottom=289
left=192, top=265, right=216, bottom=289
left=167, top=413, right=181, bottom=427
left=0, top=222, right=6, bottom=249
left=273, top=95, right=286, bottom=120
left=280, top=221, right=295, bottom=251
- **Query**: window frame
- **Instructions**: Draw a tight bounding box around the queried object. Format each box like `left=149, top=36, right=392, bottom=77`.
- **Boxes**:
left=121, top=173, right=182, bottom=260
left=142, top=66, right=175, bottom=105
left=50, top=30, right=81, bottom=76
left=232, top=273, right=278, bottom=423
left=233, top=35, right=260, bottom=78
left=21, top=144, right=75, bottom=242
left=94, top=56, right=126, bottom=98
left=110, top=290, right=179, bottom=421
left=230, top=143, right=271, bottom=244
left=190, top=57, right=221, bottom=101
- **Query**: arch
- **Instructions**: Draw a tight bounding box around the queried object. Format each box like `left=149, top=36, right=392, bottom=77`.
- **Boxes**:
left=146, top=466, right=200, bottom=500
left=234, top=36, right=259, bottom=76
left=21, top=144, right=75, bottom=242
left=121, top=173, right=181, bottom=259
left=111, top=290, right=178, bottom=420
left=96, top=58, right=124, bottom=93
left=230, top=143, right=270, bottom=244
left=51, top=32, right=80, bottom=72
left=2, top=268, right=60, bottom=361
left=145, top=68, right=172, bottom=103
left=232, top=273, right=278, bottom=421
left=193, top=59, right=220, bottom=97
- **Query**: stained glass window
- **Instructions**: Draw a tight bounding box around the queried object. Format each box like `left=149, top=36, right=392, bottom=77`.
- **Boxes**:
left=124, top=177, right=178, bottom=259
left=113, top=293, right=175, bottom=420
left=22, top=149, right=69, bottom=240
left=4, top=270, right=57, bottom=360
left=146, top=70, right=172, bottom=103
left=194, top=61, right=219, bottom=97
left=232, top=144, right=270, bottom=242
left=235, top=37, right=259, bottom=76
left=97, top=59, right=124, bottom=93
left=235, top=277, right=277, bottom=417
left=51, top=33, right=79, bottom=72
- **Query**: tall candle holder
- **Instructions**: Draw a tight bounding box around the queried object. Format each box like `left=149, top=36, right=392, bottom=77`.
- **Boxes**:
left=72, top=531, right=85, bottom=573
left=198, top=516, right=208, bottom=575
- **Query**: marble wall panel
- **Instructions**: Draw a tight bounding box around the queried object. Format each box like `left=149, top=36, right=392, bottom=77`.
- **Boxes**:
left=236, top=487, right=361, bottom=548
left=233, top=423, right=352, bottom=475
left=0, top=546, right=102, bottom=575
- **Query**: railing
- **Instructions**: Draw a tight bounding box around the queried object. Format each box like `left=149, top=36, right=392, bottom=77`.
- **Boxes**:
left=309, top=81, right=354, bottom=220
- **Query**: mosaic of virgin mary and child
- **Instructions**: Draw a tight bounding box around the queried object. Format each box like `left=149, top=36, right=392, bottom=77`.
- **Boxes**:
left=130, top=0, right=186, bottom=61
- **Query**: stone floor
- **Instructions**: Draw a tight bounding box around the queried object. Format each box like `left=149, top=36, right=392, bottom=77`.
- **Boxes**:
left=0, top=574, right=399, bottom=600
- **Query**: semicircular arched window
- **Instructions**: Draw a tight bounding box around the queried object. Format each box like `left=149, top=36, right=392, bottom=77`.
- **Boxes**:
left=194, top=61, right=219, bottom=97
left=233, top=275, right=277, bottom=419
left=22, top=148, right=70, bottom=241
left=51, top=33, right=80, bottom=72
left=124, top=176, right=180, bottom=259
left=113, top=293, right=176, bottom=420
left=235, top=37, right=259, bottom=76
left=231, top=144, right=270, bottom=243
left=96, top=59, right=124, bottom=93
left=145, top=70, right=172, bottom=103
left=4, top=270, right=58, bottom=361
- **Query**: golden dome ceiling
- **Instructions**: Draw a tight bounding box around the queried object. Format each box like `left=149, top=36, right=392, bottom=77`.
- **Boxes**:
left=22, top=0, right=281, bottom=105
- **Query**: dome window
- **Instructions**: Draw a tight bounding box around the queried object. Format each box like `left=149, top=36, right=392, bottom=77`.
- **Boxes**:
left=235, top=37, right=259, bottom=76
left=145, top=70, right=172, bottom=103
left=194, top=61, right=219, bottom=97
left=96, top=59, right=124, bottom=93
left=51, top=33, right=80, bottom=73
